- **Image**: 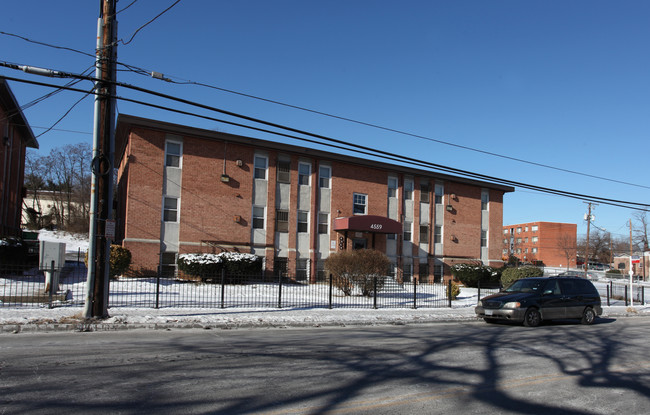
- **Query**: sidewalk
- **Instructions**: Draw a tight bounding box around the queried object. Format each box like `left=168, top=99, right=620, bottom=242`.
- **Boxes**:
left=2, top=304, right=649, bottom=333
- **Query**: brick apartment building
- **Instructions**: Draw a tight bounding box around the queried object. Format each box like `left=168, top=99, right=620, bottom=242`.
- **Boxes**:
left=503, top=222, right=577, bottom=268
left=0, top=79, right=38, bottom=237
left=115, top=114, right=514, bottom=282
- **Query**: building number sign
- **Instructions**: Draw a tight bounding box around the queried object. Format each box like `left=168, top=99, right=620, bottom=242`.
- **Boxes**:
left=369, top=223, right=383, bottom=230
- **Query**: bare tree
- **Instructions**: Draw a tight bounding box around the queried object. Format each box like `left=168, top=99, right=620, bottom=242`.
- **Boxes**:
left=556, top=233, right=577, bottom=271
left=633, top=210, right=649, bottom=251
left=22, top=143, right=92, bottom=232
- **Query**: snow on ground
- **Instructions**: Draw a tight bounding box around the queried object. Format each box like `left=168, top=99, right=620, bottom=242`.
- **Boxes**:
left=1, top=230, right=648, bottom=330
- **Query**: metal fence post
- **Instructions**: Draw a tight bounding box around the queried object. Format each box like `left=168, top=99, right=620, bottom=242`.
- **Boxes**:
left=278, top=272, right=283, bottom=309
left=329, top=273, right=333, bottom=309
left=373, top=276, right=378, bottom=309
left=625, top=285, right=628, bottom=306
left=155, top=272, right=160, bottom=309
left=48, top=260, right=55, bottom=309
left=220, top=268, right=226, bottom=309
left=477, top=280, right=481, bottom=305
left=448, top=279, right=452, bottom=308
left=606, top=285, right=610, bottom=307
left=413, top=278, right=417, bottom=309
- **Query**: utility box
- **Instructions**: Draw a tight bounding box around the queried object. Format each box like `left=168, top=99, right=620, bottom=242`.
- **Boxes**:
left=40, top=241, right=66, bottom=293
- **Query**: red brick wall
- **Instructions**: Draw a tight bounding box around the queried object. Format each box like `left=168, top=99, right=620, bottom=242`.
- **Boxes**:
left=116, top=122, right=510, bottom=279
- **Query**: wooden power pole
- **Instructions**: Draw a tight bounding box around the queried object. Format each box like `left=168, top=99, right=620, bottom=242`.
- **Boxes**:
left=84, top=0, right=117, bottom=318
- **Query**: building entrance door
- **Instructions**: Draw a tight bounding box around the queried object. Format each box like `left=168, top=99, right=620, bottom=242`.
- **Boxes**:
left=353, top=238, right=367, bottom=250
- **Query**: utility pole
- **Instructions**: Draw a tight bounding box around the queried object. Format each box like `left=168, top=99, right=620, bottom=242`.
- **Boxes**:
left=583, top=202, right=595, bottom=278
left=84, top=0, right=117, bottom=318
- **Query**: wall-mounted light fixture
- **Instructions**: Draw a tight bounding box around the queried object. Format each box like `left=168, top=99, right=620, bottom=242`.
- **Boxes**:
left=220, top=174, right=230, bottom=183
left=446, top=204, right=453, bottom=212
left=233, top=215, right=241, bottom=223
left=236, top=159, right=243, bottom=167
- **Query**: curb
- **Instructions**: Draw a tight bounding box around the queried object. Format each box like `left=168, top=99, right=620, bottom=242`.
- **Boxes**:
left=2, top=312, right=646, bottom=334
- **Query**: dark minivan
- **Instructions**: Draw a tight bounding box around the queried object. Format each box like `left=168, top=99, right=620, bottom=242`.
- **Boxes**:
left=475, top=276, right=602, bottom=327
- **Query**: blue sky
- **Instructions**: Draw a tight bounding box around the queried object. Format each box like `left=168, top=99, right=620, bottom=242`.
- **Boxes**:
left=1, top=1, right=648, bottom=241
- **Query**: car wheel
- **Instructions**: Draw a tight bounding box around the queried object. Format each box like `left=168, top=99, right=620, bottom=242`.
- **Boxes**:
left=581, top=307, right=596, bottom=325
left=523, top=308, right=541, bottom=327
left=484, top=318, right=498, bottom=324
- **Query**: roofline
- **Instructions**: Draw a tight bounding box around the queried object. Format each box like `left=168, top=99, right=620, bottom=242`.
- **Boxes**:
left=116, top=113, right=515, bottom=193
left=0, top=78, right=38, bottom=149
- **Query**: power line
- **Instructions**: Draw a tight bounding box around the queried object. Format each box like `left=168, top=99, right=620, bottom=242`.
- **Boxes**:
left=2, top=27, right=647, bottom=189
left=2, top=73, right=650, bottom=212
left=118, top=0, right=181, bottom=45
left=139, top=70, right=650, bottom=191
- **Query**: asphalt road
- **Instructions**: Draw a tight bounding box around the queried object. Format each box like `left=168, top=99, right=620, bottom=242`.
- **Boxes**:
left=2, top=317, right=650, bottom=414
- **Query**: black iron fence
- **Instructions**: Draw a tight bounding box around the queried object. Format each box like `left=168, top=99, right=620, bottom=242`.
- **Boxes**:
left=1, top=262, right=645, bottom=310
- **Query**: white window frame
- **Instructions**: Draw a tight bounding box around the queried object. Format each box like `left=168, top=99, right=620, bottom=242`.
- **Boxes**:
left=404, top=221, right=412, bottom=242
left=298, top=162, right=311, bottom=186
left=252, top=206, right=265, bottom=229
left=404, top=178, right=414, bottom=200
left=318, top=213, right=329, bottom=234
left=435, top=183, right=444, bottom=204
left=254, top=155, right=268, bottom=180
left=165, top=141, right=182, bottom=168
left=481, top=189, right=489, bottom=211
left=297, top=211, right=309, bottom=233
left=388, top=176, right=398, bottom=198
left=163, top=196, right=179, bottom=222
left=353, top=193, right=367, bottom=215
left=319, top=165, right=331, bottom=188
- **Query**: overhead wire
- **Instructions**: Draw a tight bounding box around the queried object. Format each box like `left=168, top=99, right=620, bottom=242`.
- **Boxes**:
left=118, top=0, right=182, bottom=45
left=2, top=73, right=648, bottom=213
left=2, top=28, right=647, bottom=190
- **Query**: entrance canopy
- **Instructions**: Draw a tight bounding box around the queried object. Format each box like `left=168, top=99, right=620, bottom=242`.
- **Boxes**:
left=333, top=215, right=402, bottom=234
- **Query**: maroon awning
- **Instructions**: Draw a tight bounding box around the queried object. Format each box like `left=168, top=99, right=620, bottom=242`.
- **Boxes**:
left=333, top=215, right=402, bottom=234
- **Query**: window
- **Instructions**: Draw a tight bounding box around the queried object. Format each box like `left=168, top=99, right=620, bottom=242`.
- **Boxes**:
left=503, top=229, right=509, bottom=235
left=318, top=213, right=328, bottom=234
left=160, top=252, right=177, bottom=277
left=481, top=230, right=488, bottom=247
left=516, top=248, right=522, bottom=254
left=319, top=166, right=331, bottom=188
left=503, top=238, right=508, bottom=244
left=404, top=179, right=414, bottom=200
left=163, top=197, right=178, bottom=222
left=435, top=184, right=444, bottom=204
left=277, top=160, right=290, bottom=183
left=524, top=226, right=529, bottom=232
left=404, top=221, right=412, bottom=242
left=525, top=237, right=528, bottom=243
left=276, top=210, right=289, bottom=232
left=387, top=233, right=396, bottom=240
left=532, top=225, right=539, bottom=232
left=254, top=156, right=267, bottom=179
left=532, top=247, right=538, bottom=254
left=419, top=225, right=429, bottom=243
left=418, top=263, right=429, bottom=283
left=516, top=238, right=522, bottom=243
left=434, top=263, right=443, bottom=283
left=252, top=206, right=265, bottom=229
left=517, top=227, right=522, bottom=234
left=481, top=190, right=489, bottom=211
left=420, top=182, right=430, bottom=203
left=434, top=225, right=442, bottom=244
left=165, top=141, right=182, bottom=167
left=388, top=176, right=398, bottom=198
left=298, top=162, right=310, bottom=185
left=402, top=263, right=413, bottom=283
left=503, top=249, right=508, bottom=255
left=297, top=211, right=308, bottom=233
left=296, top=259, right=308, bottom=281
left=353, top=193, right=367, bottom=214
left=532, top=236, right=539, bottom=243
left=525, top=248, right=529, bottom=253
